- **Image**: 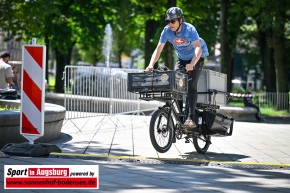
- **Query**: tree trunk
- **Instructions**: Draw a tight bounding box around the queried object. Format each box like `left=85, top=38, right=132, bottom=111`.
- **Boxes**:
left=164, top=42, right=174, bottom=69
left=257, top=27, right=276, bottom=92
left=55, top=48, right=73, bottom=93
left=167, top=0, right=176, bottom=7
left=273, top=28, right=288, bottom=92
left=220, top=0, right=232, bottom=91
left=144, top=19, right=158, bottom=69
left=272, top=9, right=289, bottom=110
left=164, top=0, right=176, bottom=70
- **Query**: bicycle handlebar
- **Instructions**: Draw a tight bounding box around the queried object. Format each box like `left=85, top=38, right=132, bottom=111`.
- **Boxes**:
left=145, top=66, right=188, bottom=74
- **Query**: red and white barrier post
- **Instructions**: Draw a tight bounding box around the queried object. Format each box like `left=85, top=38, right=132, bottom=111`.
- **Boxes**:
left=20, top=38, right=46, bottom=144
left=1, top=38, right=61, bottom=157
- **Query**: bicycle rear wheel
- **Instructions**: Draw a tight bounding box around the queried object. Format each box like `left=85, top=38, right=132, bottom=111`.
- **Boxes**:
left=149, top=109, right=174, bottom=153
left=193, top=134, right=211, bottom=154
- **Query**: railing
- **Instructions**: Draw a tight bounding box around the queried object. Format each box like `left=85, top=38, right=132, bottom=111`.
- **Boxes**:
left=257, top=92, right=290, bottom=117
left=229, top=92, right=290, bottom=117
left=63, top=66, right=289, bottom=120
left=63, top=66, right=163, bottom=120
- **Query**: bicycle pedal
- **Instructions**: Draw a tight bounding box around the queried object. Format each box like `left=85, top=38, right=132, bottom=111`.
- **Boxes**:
left=181, top=124, right=197, bottom=129
left=185, top=140, right=190, bottom=143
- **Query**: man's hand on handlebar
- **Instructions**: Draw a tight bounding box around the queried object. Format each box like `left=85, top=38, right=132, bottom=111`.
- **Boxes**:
left=145, top=64, right=195, bottom=73
left=185, top=63, right=195, bottom=72
left=145, top=65, right=153, bottom=72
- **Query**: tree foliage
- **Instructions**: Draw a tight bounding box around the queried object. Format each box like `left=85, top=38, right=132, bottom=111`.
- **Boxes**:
left=0, top=0, right=289, bottom=95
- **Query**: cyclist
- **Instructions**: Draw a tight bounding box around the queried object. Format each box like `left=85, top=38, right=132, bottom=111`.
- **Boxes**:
left=145, top=7, right=209, bottom=130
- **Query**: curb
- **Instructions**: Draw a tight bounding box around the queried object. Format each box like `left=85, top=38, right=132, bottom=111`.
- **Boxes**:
left=49, top=152, right=290, bottom=170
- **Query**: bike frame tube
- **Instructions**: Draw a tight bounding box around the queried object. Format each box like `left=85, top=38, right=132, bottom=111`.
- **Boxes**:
left=164, top=100, right=183, bottom=129
left=166, top=102, right=173, bottom=130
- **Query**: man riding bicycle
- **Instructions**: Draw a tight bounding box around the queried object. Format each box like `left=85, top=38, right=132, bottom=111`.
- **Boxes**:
left=145, top=7, right=209, bottom=130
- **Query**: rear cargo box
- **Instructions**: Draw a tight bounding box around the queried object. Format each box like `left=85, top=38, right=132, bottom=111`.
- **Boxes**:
left=127, top=71, right=187, bottom=94
left=202, top=111, right=234, bottom=136
left=197, top=69, right=227, bottom=106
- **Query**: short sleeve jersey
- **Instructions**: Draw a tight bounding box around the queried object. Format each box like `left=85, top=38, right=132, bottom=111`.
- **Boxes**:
left=159, top=22, right=208, bottom=60
left=199, top=37, right=209, bottom=58
left=0, top=61, right=12, bottom=89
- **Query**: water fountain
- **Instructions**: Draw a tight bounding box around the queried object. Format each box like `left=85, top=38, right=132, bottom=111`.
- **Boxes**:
left=103, top=24, right=112, bottom=68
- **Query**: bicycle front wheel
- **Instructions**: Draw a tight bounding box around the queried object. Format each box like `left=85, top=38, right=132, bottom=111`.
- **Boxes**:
left=149, top=109, right=174, bottom=153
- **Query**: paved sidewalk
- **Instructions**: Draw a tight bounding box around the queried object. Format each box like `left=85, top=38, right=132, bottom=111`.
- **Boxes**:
left=1, top=115, right=290, bottom=192
left=53, top=115, right=290, bottom=165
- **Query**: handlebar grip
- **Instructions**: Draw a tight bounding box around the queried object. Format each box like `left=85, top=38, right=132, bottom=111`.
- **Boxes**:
left=178, top=66, right=187, bottom=74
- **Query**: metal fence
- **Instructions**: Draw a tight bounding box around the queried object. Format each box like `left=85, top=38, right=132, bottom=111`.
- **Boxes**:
left=230, top=92, right=290, bottom=117
left=63, top=66, right=162, bottom=120
left=256, top=92, right=290, bottom=117
left=63, top=66, right=289, bottom=120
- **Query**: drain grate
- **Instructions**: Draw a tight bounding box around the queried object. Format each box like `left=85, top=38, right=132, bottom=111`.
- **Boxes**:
left=49, top=153, right=290, bottom=170
left=208, top=162, right=289, bottom=170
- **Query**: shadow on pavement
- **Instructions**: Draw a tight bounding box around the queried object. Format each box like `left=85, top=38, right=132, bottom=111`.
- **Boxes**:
left=181, top=151, right=250, bottom=162
left=263, top=117, right=290, bottom=124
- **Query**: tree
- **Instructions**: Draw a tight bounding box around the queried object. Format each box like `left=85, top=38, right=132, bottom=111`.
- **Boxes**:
left=270, top=1, right=289, bottom=110
left=130, top=0, right=168, bottom=69
left=2, top=0, right=288, bottom=97
left=219, top=0, right=248, bottom=91
left=243, top=0, right=290, bottom=109
left=1, top=0, right=117, bottom=93
left=0, top=0, right=60, bottom=86
left=181, top=0, right=220, bottom=56
left=256, top=20, right=276, bottom=92
left=50, top=0, right=116, bottom=92
left=112, top=0, right=144, bottom=68
left=162, top=0, right=176, bottom=70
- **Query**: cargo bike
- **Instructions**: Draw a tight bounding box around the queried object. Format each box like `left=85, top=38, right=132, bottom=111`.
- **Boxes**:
left=127, top=69, right=234, bottom=154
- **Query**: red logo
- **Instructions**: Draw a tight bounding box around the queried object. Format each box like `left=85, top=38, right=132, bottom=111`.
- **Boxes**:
left=174, top=38, right=186, bottom=44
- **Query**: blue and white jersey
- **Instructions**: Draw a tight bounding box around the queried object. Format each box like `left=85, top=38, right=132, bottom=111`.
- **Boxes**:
left=159, top=22, right=209, bottom=60
left=199, top=37, right=209, bottom=58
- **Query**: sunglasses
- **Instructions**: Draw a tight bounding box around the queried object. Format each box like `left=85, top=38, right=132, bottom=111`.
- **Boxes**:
left=166, top=19, right=178, bottom=24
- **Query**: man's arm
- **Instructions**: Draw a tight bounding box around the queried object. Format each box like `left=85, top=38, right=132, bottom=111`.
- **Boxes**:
left=5, top=66, right=13, bottom=85
left=145, top=42, right=165, bottom=72
left=185, top=40, right=202, bottom=72
left=17, top=73, right=21, bottom=90
left=6, top=77, right=13, bottom=84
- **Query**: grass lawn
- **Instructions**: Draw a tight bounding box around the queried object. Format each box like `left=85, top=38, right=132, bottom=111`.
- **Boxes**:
left=0, top=105, right=20, bottom=110
left=227, top=101, right=290, bottom=117
left=48, top=75, right=55, bottom=92
left=227, top=101, right=244, bottom=107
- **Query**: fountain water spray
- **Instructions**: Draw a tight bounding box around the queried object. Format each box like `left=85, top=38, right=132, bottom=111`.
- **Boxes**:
left=103, top=24, right=112, bottom=68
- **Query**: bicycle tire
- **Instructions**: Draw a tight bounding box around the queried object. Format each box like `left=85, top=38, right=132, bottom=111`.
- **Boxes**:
left=149, top=109, right=174, bottom=153
left=193, top=134, right=211, bottom=154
